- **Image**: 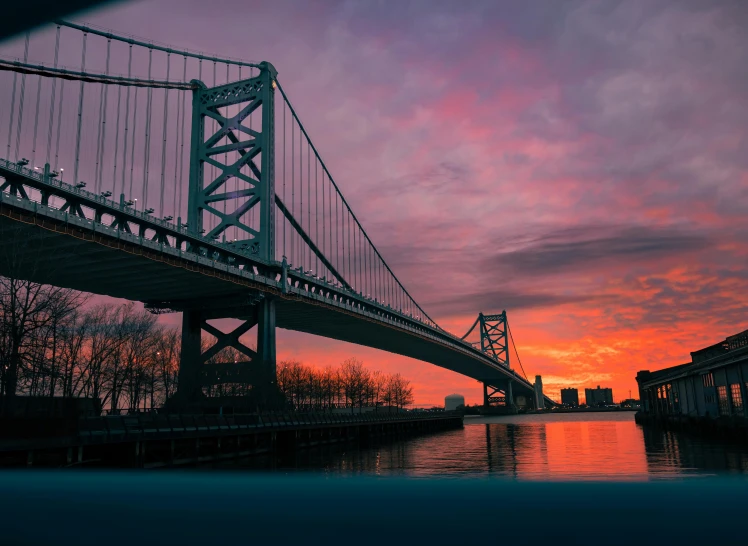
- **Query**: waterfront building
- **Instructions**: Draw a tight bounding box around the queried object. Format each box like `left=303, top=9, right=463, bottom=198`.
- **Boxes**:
left=560, top=388, right=579, bottom=407
left=585, top=386, right=614, bottom=407
left=444, top=394, right=465, bottom=411
left=637, top=329, right=748, bottom=419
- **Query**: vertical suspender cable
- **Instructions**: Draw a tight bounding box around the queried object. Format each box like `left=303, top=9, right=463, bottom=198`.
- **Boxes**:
left=13, top=33, right=30, bottom=160
left=45, top=25, right=61, bottom=164
left=361, top=228, right=365, bottom=295
left=142, top=48, right=154, bottom=208
left=222, top=62, right=227, bottom=233
left=197, top=59, right=202, bottom=229
left=307, top=141, right=311, bottom=270
left=210, top=60, right=216, bottom=235
left=30, top=65, right=42, bottom=166
left=368, top=242, right=372, bottom=299
left=159, top=53, right=171, bottom=216
left=315, top=161, right=319, bottom=275
left=119, top=44, right=133, bottom=198
left=291, top=118, right=295, bottom=265
left=128, top=86, right=138, bottom=197
left=236, top=64, right=240, bottom=242
left=283, top=101, right=286, bottom=259
left=72, top=32, right=87, bottom=186
left=322, top=171, right=333, bottom=276
left=299, top=120, right=305, bottom=268
left=94, top=42, right=106, bottom=190
left=6, top=67, right=17, bottom=161
left=111, top=64, right=123, bottom=195
left=172, top=56, right=184, bottom=218
left=54, top=67, right=65, bottom=175
left=346, top=208, right=350, bottom=287
left=360, top=227, right=363, bottom=295
left=177, top=55, right=187, bottom=219
left=95, top=38, right=112, bottom=193
left=321, top=167, right=326, bottom=277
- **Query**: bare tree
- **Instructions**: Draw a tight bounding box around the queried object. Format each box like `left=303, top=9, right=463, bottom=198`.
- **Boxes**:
left=388, top=373, right=415, bottom=409
left=0, top=275, right=85, bottom=414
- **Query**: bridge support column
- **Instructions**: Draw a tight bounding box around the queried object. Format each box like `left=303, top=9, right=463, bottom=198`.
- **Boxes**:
left=506, top=380, right=514, bottom=409
left=256, top=297, right=278, bottom=408
left=534, top=375, right=544, bottom=410
left=173, top=298, right=280, bottom=412
left=175, top=309, right=203, bottom=409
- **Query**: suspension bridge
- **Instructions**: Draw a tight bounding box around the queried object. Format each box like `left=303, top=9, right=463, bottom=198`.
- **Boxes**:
left=0, top=22, right=554, bottom=410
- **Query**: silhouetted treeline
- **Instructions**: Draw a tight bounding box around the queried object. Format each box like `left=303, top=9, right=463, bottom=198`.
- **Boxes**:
left=0, top=273, right=181, bottom=414
left=277, top=358, right=414, bottom=411
left=0, top=274, right=415, bottom=415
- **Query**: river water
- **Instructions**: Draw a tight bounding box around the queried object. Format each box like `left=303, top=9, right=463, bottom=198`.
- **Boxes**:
left=212, top=412, right=748, bottom=479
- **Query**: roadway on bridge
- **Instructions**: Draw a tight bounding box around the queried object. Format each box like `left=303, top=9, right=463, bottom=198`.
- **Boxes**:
left=0, top=193, right=539, bottom=400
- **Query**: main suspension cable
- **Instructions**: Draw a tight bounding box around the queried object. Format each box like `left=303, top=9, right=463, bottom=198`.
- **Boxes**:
left=506, top=321, right=529, bottom=381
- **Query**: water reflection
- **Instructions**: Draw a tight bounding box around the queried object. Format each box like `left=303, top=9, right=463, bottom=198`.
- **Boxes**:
left=213, top=413, right=748, bottom=480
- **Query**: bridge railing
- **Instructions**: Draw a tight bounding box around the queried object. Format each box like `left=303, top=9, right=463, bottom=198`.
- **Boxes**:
left=1, top=158, right=525, bottom=380
left=0, top=158, right=188, bottom=233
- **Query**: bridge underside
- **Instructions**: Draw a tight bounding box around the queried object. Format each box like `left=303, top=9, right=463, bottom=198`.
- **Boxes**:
left=0, top=206, right=537, bottom=401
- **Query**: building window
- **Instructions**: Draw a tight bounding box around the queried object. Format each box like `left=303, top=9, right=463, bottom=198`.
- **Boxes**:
left=702, top=373, right=714, bottom=387
left=731, top=384, right=743, bottom=415
left=670, top=384, right=680, bottom=413
left=717, top=386, right=730, bottom=416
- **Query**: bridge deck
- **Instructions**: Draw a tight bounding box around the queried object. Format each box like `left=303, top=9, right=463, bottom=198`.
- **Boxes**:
left=0, top=161, right=553, bottom=404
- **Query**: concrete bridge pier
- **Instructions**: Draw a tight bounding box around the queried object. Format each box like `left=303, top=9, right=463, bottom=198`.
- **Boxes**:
left=533, top=375, right=544, bottom=410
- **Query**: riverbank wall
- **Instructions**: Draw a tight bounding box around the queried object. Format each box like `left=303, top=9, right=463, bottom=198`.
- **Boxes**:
left=635, top=411, right=748, bottom=444
left=0, top=411, right=463, bottom=468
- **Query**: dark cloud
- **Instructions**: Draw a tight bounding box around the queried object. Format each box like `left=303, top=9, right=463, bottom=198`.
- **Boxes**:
left=485, top=225, right=712, bottom=277
left=425, top=288, right=614, bottom=315
left=370, top=161, right=472, bottom=196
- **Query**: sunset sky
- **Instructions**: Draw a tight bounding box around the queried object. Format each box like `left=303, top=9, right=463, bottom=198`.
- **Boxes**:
left=39, top=0, right=748, bottom=405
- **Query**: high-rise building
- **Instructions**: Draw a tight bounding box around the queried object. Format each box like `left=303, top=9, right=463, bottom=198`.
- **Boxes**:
left=560, top=388, right=579, bottom=407
left=585, top=386, right=614, bottom=407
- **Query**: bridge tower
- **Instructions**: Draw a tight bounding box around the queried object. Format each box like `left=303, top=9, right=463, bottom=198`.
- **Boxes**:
left=465, top=312, right=517, bottom=410
left=175, top=61, right=280, bottom=411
